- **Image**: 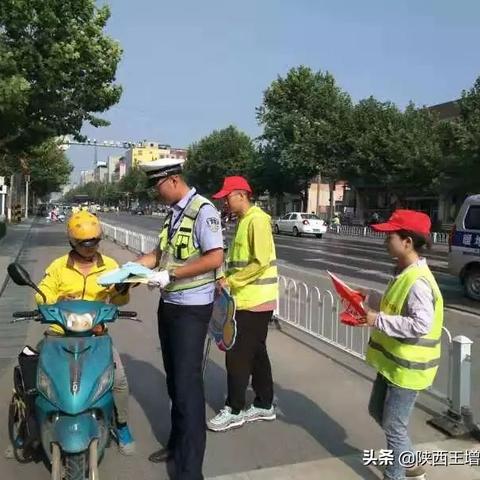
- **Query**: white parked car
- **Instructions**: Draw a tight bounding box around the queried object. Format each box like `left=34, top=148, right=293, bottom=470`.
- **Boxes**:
left=274, top=212, right=327, bottom=238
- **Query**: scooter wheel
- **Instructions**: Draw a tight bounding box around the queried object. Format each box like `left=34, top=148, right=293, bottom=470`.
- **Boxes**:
left=64, top=452, right=87, bottom=480
left=8, top=393, right=30, bottom=463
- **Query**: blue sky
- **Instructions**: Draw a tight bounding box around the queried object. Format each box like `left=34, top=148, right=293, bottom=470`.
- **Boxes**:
left=68, top=0, right=480, bottom=181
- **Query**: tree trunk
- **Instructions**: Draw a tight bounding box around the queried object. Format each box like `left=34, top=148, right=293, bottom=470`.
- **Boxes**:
left=355, top=188, right=366, bottom=224
left=302, top=181, right=310, bottom=212
left=328, top=181, right=336, bottom=222
left=275, top=194, right=283, bottom=217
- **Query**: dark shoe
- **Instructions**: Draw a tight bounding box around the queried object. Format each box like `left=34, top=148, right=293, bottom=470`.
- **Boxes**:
left=148, top=447, right=173, bottom=463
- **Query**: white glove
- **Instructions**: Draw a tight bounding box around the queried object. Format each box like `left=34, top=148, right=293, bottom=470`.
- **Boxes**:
left=147, top=270, right=170, bottom=289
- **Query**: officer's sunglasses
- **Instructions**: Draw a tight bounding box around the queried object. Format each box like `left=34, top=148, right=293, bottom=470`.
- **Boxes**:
left=148, top=176, right=172, bottom=189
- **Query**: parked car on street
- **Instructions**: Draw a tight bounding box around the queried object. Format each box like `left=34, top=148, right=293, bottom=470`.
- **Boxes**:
left=449, top=194, right=480, bottom=301
left=274, top=212, right=327, bottom=238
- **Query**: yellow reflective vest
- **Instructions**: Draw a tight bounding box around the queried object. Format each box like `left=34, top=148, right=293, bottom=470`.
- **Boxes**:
left=366, top=264, right=444, bottom=390
left=159, top=194, right=219, bottom=292
left=226, top=206, right=278, bottom=310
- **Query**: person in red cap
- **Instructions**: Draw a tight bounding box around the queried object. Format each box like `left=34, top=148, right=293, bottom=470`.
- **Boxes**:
left=207, top=176, right=278, bottom=432
left=359, top=209, right=444, bottom=480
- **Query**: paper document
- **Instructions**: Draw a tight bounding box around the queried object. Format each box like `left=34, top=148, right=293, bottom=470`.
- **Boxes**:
left=97, top=262, right=156, bottom=286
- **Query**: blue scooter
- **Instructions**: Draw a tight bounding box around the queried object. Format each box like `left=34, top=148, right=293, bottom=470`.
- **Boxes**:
left=7, top=262, right=137, bottom=480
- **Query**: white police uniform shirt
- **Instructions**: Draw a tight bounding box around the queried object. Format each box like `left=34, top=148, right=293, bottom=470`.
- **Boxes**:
left=162, top=188, right=224, bottom=305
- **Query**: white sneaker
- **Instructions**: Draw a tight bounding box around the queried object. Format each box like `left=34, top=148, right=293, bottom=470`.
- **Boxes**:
left=244, top=405, right=276, bottom=423
left=207, top=406, right=245, bottom=432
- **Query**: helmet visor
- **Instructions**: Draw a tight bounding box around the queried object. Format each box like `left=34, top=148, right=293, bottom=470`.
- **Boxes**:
left=75, top=238, right=101, bottom=248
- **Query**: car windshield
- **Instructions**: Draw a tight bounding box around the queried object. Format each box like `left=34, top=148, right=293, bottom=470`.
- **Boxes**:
left=301, top=214, right=320, bottom=220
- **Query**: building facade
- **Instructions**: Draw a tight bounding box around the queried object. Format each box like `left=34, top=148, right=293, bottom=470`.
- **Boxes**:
left=111, top=158, right=127, bottom=183
left=79, top=170, right=94, bottom=186
left=107, top=155, right=122, bottom=183
left=123, top=141, right=188, bottom=170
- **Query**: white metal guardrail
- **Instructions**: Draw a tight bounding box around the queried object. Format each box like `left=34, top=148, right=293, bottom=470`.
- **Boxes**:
left=102, top=222, right=158, bottom=254
left=102, top=221, right=472, bottom=434
left=327, top=225, right=449, bottom=245
left=275, top=275, right=453, bottom=401
left=274, top=274, right=475, bottom=435
left=269, top=218, right=448, bottom=244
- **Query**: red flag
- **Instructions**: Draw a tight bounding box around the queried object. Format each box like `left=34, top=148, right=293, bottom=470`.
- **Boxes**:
left=327, top=271, right=366, bottom=326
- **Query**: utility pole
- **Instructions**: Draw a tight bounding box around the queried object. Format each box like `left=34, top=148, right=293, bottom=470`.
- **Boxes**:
left=315, top=172, right=321, bottom=216
left=0, top=176, right=5, bottom=219
left=7, top=174, right=14, bottom=222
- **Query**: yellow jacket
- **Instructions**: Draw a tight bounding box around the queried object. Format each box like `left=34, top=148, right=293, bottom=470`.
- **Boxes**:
left=226, top=206, right=278, bottom=310
left=35, top=252, right=129, bottom=306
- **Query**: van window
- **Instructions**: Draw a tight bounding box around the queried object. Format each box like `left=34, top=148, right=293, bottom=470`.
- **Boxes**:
left=465, top=206, right=480, bottom=230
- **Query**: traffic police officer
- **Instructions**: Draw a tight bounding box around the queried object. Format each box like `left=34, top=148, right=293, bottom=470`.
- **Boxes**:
left=136, top=159, right=224, bottom=480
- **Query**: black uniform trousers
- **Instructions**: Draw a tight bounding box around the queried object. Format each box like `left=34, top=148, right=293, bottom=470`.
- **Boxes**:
left=158, top=299, right=213, bottom=480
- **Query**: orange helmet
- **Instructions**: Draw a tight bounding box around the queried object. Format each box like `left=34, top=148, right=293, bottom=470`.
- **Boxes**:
left=67, top=211, right=102, bottom=246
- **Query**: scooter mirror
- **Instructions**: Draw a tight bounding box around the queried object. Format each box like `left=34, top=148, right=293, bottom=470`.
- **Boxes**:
left=8, top=263, right=33, bottom=287
left=7, top=262, right=47, bottom=303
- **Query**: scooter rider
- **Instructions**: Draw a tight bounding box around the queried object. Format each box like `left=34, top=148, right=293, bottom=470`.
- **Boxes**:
left=25, top=211, right=135, bottom=455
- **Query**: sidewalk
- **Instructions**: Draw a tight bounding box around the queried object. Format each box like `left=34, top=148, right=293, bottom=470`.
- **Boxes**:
left=208, top=437, right=480, bottom=480
left=0, top=219, right=35, bottom=377
left=0, top=219, right=34, bottom=295
left=0, top=221, right=479, bottom=480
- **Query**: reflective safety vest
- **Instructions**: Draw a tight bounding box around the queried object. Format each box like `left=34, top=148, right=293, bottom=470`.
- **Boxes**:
left=226, top=206, right=278, bottom=310
left=366, top=264, right=444, bottom=391
left=159, top=194, right=219, bottom=292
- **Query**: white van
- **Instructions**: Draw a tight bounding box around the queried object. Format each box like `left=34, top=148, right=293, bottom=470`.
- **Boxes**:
left=449, top=194, right=480, bottom=301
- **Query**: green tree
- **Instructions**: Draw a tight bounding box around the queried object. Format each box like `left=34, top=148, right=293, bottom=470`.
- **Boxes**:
left=118, top=167, right=152, bottom=202
left=27, top=141, right=73, bottom=198
left=184, top=126, right=257, bottom=195
left=0, top=139, right=72, bottom=198
left=64, top=182, right=95, bottom=203
left=344, top=97, right=441, bottom=216
left=257, top=66, right=353, bottom=213
left=436, top=76, right=480, bottom=195
left=64, top=181, right=106, bottom=204
left=0, top=0, right=122, bottom=155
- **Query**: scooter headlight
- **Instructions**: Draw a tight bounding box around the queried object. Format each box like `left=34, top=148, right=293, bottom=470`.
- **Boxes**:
left=38, top=367, right=58, bottom=404
left=64, top=312, right=96, bottom=332
left=91, top=365, right=114, bottom=404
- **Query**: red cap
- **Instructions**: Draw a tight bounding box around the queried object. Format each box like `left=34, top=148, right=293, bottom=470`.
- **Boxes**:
left=212, top=176, right=253, bottom=199
left=371, top=209, right=431, bottom=236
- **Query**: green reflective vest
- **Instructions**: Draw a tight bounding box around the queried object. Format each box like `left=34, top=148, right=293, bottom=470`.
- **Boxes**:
left=159, top=194, right=219, bottom=292
left=366, top=264, right=444, bottom=390
left=226, top=206, right=278, bottom=310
